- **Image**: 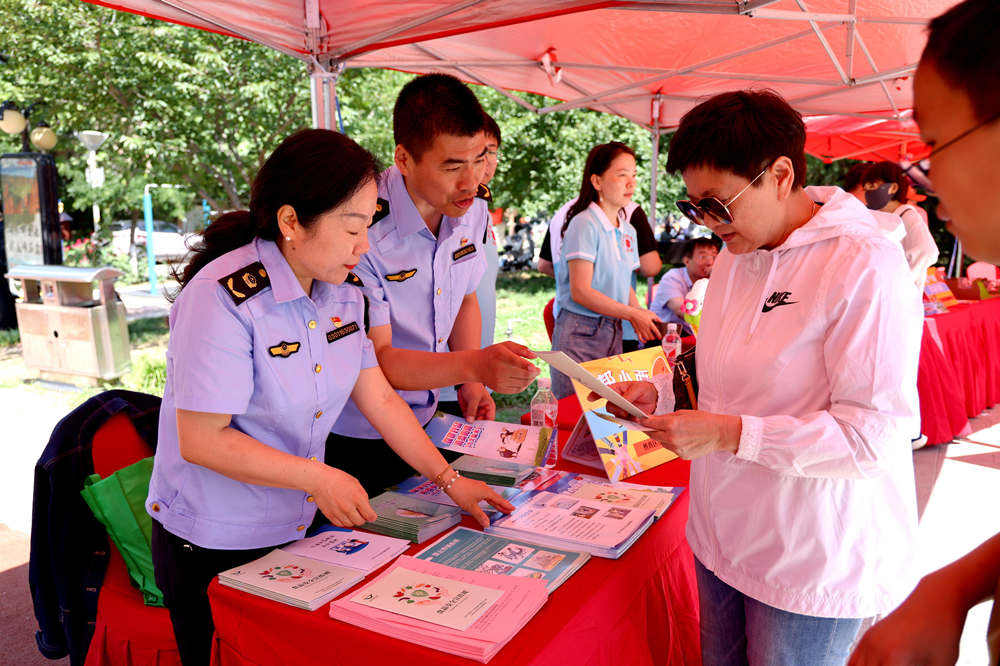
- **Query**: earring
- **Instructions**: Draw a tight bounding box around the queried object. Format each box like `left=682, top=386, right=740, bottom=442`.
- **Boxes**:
left=284, top=236, right=291, bottom=241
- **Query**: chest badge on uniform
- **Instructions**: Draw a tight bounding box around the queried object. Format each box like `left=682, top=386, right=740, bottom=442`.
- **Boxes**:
left=327, top=321, right=361, bottom=343
left=453, top=240, right=477, bottom=262
left=385, top=268, right=417, bottom=282
left=371, top=198, right=390, bottom=227
left=268, top=341, right=300, bottom=358
left=219, top=262, right=271, bottom=305
left=624, top=236, right=633, bottom=251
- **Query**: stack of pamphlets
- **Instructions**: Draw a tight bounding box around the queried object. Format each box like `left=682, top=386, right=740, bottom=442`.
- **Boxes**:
left=282, top=527, right=410, bottom=574
left=425, top=412, right=557, bottom=468
left=451, top=454, right=534, bottom=486
left=364, top=492, right=462, bottom=543
left=329, top=555, right=548, bottom=663
left=395, top=469, right=683, bottom=523
left=217, top=549, right=363, bottom=611
left=486, top=490, right=656, bottom=559
left=415, top=526, right=590, bottom=592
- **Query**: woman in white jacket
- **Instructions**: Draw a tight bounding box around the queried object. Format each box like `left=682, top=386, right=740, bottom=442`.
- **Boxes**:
left=602, top=90, right=922, bottom=666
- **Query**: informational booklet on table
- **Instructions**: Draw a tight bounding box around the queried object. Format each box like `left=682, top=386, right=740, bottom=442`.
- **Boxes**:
left=348, top=564, right=503, bottom=631
left=486, top=490, right=656, bottom=558
left=414, top=526, right=590, bottom=592
left=281, top=527, right=409, bottom=574
left=425, top=412, right=556, bottom=468
left=329, top=556, right=549, bottom=663
left=217, top=549, right=363, bottom=611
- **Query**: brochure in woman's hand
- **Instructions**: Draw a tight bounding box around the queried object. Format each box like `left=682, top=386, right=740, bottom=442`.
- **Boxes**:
left=533, top=350, right=650, bottom=420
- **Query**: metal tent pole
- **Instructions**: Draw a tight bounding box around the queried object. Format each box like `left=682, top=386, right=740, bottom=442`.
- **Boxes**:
left=647, top=97, right=662, bottom=306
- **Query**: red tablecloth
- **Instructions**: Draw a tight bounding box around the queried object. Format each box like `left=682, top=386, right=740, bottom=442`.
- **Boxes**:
left=919, top=299, right=1000, bottom=444
left=208, top=406, right=699, bottom=666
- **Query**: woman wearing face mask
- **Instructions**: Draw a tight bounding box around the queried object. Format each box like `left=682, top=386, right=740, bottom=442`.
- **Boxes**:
left=146, top=129, right=511, bottom=666
left=549, top=142, right=662, bottom=399
left=862, top=161, right=939, bottom=289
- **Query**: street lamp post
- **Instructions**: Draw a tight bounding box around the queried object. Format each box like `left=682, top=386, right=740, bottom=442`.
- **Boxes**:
left=0, top=101, right=60, bottom=330
left=78, top=130, right=108, bottom=234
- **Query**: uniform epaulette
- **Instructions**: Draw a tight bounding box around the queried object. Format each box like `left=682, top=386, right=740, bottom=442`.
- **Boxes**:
left=370, top=198, right=390, bottom=227
left=476, top=183, right=493, bottom=204
left=344, top=271, right=370, bottom=332
left=218, top=261, right=270, bottom=305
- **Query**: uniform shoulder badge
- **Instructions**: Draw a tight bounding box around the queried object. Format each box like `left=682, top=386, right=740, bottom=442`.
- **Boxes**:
left=345, top=271, right=365, bottom=288
left=385, top=268, right=417, bottom=282
left=218, top=261, right=271, bottom=305
left=371, top=198, right=390, bottom=227
left=476, top=183, right=492, bottom=203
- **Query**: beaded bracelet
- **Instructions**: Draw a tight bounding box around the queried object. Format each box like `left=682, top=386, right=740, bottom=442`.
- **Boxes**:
left=438, top=470, right=461, bottom=492
left=433, top=464, right=454, bottom=486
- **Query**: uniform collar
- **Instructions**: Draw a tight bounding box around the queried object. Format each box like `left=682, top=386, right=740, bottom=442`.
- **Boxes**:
left=588, top=201, right=623, bottom=232
left=386, top=165, right=435, bottom=239
left=385, top=165, right=470, bottom=240
left=256, top=238, right=310, bottom=304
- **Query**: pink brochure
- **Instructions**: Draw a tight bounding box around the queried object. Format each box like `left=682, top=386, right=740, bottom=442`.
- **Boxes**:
left=329, top=555, right=548, bottom=661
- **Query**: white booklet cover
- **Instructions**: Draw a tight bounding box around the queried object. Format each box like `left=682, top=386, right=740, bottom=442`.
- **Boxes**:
left=218, top=549, right=363, bottom=610
left=281, top=528, right=409, bottom=574
left=490, top=490, right=654, bottom=549
left=349, top=565, right=503, bottom=631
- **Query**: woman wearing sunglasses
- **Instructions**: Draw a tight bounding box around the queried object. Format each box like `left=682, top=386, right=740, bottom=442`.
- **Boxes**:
left=601, top=90, right=923, bottom=665
left=549, top=141, right=662, bottom=399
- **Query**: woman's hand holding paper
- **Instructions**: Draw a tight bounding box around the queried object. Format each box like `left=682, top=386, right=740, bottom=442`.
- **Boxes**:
left=592, top=381, right=741, bottom=459
left=637, top=410, right=741, bottom=459
left=588, top=380, right=659, bottom=416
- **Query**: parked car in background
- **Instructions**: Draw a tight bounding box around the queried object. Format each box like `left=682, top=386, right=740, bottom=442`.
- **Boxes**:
left=109, top=219, right=195, bottom=263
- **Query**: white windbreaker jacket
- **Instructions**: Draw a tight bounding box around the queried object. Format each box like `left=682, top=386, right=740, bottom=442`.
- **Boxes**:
left=687, top=186, right=922, bottom=618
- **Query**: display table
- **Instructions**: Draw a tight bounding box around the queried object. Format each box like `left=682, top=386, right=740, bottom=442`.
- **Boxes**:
left=919, top=299, right=1000, bottom=444
left=207, top=403, right=699, bottom=666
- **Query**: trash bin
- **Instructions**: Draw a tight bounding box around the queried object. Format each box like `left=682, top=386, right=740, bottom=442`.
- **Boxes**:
left=5, top=265, right=130, bottom=380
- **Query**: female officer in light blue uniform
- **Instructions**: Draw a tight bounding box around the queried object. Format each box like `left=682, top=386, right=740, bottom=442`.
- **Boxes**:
left=146, top=129, right=511, bottom=666
left=550, top=142, right=662, bottom=399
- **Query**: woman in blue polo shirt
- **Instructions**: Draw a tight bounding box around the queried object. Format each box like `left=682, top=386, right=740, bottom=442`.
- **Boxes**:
left=147, top=129, right=511, bottom=666
left=550, top=142, right=663, bottom=399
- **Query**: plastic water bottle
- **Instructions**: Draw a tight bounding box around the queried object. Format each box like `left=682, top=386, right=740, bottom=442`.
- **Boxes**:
left=530, top=377, right=559, bottom=468
left=661, top=322, right=682, bottom=367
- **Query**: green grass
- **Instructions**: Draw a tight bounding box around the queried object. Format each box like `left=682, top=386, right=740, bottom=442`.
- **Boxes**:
left=0, top=328, right=19, bottom=347
left=128, top=316, right=170, bottom=347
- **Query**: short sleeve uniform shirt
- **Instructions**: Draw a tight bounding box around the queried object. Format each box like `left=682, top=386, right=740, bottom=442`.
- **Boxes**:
left=333, top=165, right=488, bottom=437
left=555, top=202, right=640, bottom=318
left=147, top=238, right=377, bottom=549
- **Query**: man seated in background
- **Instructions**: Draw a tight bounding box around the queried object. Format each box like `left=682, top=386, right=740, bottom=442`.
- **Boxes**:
left=649, top=236, right=719, bottom=335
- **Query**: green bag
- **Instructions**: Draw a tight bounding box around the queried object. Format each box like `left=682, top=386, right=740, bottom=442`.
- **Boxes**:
left=80, top=456, right=165, bottom=607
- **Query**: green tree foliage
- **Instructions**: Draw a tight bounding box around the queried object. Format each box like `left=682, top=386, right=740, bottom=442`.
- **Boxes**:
left=0, top=0, right=310, bottom=226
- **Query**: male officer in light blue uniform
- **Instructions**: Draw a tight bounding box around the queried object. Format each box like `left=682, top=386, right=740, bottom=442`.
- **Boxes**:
left=330, top=74, right=538, bottom=494
left=439, top=113, right=502, bottom=415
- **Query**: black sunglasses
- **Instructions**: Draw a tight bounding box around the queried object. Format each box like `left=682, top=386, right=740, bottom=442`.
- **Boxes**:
left=675, top=165, right=769, bottom=225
